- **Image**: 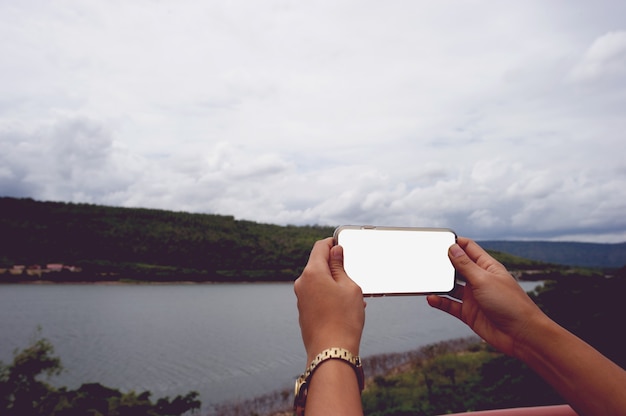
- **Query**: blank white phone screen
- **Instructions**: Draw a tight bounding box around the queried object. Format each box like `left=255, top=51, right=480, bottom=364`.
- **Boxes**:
left=336, top=227, right=456, bottom=296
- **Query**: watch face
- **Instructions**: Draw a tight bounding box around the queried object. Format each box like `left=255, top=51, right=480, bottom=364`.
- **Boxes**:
left=294, top=376, right=308, bottom=415
left=294, top=377, right=304, bottom=397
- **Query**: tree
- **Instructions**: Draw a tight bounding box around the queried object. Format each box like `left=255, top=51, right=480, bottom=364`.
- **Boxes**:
left=0, top=335, right=201, bottom=416
left=0, top=335, right=61, bottom=415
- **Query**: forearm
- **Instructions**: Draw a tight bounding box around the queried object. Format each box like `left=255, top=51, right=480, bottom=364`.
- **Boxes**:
left=304, top=359, right=363, bottom=416
left=515, top=316, right=626, bottom=416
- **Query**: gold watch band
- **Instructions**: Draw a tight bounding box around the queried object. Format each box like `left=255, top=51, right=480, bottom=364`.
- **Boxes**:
left=293, top=347, right=364, bottom=416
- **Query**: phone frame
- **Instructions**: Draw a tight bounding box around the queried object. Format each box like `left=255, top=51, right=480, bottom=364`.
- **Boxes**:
left=333, top=225, right=457, bottom=297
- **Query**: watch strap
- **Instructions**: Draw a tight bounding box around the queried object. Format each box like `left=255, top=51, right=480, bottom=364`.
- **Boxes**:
left=293, top=347, right=364, bottom=415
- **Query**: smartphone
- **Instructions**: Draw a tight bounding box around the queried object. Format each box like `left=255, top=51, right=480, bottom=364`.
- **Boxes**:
left=333, top=225, right=457, bottom=296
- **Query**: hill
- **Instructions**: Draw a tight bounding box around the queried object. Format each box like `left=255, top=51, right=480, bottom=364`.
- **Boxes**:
left=1, top=197, right=622, bottom=282
left=0, top=197, right=332, bottom=282
left=479, top=240, right=626, bottom=268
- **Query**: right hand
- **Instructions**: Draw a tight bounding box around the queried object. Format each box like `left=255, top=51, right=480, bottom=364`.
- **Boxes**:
left=427, top=237, right=549, bottom=357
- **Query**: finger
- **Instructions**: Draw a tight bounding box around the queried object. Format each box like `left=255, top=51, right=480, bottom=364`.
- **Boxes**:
left=448, top=281, right=465, bottom=301
left=458, top=237, right=507, bottom=273
left=305, top=237, right=333, bottom=271
left=427, top=295, right=463, bottom=321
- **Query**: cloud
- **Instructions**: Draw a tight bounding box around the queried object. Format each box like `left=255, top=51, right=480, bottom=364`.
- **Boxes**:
left=1, top=1, right=626, bottom=242
left=569, top=31, right=626, bottom=83
left=0, top=118, right=134, bottom=201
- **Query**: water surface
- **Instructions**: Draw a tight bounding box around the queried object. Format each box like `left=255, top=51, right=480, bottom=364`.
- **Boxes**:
left=0, top=282, right=540, bottom=407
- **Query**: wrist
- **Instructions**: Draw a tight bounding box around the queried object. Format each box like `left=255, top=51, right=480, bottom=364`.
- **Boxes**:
left=512, top=314, right=561, bottom=362
left=295, top=347, right=364, bottom=416
left=306, top=339, right=360, bottom=366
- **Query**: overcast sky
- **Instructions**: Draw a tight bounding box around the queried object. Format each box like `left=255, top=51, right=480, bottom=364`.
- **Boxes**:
left=1, top=1, right=626, bottom=242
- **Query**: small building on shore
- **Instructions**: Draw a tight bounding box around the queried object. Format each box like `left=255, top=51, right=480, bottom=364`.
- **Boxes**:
left=9, top=265, right=25, bottom=275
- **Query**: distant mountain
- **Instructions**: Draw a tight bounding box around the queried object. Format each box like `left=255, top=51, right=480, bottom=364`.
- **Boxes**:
left=478, top=240, right=626, bottom=268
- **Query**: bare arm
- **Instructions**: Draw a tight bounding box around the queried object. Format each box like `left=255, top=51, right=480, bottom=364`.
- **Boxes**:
left=428, top=237, right=626, bottom=416
left=294, top=238, right=365, bottom=416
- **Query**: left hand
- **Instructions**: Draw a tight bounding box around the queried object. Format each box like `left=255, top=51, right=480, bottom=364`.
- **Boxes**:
left=294, top=237, right=366, bottom=364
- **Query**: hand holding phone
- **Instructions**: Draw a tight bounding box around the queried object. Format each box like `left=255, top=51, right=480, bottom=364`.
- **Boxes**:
left=333, top=226, right=457, bottom=296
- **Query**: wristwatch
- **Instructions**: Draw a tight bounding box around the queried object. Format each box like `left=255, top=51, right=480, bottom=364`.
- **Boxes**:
left=293, top=347, right=365, bottom=416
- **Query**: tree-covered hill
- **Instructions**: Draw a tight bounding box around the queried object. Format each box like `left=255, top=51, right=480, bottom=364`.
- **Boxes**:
left=0, top=197, right=332, bottom=282
left=1, top=197, right=620, bottom=282
left=479, top=240, right=626, bottom=268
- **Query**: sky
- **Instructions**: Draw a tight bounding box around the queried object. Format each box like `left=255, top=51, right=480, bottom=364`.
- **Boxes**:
left=1, top=1, right=626, bottom=243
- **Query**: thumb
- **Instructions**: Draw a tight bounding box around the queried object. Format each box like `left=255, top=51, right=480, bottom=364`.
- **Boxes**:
left=329, top=244, right=349, bottom=282
left=448, top=243, right=487, bottom=286
left=330, top=245, right=365, bottom=304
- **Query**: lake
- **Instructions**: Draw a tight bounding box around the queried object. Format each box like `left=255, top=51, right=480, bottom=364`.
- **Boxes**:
left=0, top=282, right=541, bottom=410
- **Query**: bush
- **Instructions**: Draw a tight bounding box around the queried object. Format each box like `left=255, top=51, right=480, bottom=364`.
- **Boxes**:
left=0, top=334, right=201, bottom=416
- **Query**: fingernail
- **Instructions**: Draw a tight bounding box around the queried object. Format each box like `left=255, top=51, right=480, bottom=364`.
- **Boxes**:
left=331, top=245, right=343, bottom=260
left=450, top=244, right=465, bottom=258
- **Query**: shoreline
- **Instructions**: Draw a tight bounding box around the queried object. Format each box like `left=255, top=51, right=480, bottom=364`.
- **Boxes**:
left=0, top=276, right=545, bottom=285
left=0, top=279, right=294, bottom=285
left=208, top=336, right=483, bottom=416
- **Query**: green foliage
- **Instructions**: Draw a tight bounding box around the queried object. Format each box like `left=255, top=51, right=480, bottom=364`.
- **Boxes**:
left=362, top=273, right=626, bottom=415
left=477, top=354, right=561, bottom=409
left=1, top=197, right=614, bottom=283
left=530, top=274, right=626, bottom=369
left=362, top=346, right=496, bottom=415
left=0, top=197, right=333, bottom=282
left=0, top=335, right=61, bottom=415
left=0, top=335, right=201, bottom=416
left=362, top=346, right=565, bottom=415
left=485, top=249, right=547, bottom=269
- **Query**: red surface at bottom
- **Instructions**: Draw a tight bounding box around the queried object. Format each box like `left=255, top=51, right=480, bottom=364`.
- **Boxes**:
left=441, top=404, right=578, bottom=416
